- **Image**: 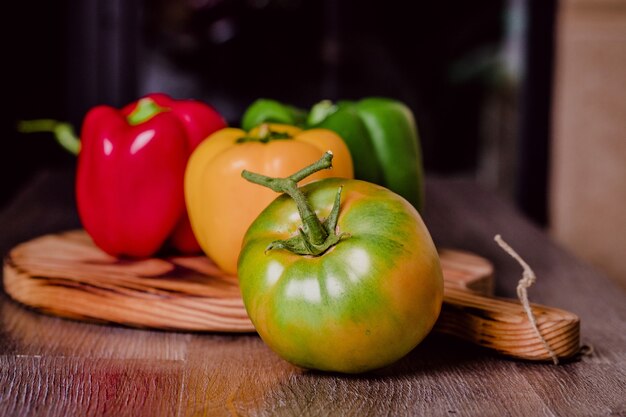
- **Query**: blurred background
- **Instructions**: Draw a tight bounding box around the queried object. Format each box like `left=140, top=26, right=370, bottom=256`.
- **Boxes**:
left=3, top=0, right=625, bottom=287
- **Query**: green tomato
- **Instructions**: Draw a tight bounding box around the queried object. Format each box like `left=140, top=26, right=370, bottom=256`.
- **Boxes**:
left=237, top=177, right=443, bottom=373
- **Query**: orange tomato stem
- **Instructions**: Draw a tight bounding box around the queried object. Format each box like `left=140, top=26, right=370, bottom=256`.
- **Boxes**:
left=241, top=151, right=347, bottom=256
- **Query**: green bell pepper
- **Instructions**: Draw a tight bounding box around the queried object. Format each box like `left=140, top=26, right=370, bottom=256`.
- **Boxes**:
left=241, top=97, right=424, bottom=211
left=241, top=99, right=307, bottom=130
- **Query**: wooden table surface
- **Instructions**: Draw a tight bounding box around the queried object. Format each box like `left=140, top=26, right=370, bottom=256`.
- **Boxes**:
left=1, top=170, right=625, bottom=417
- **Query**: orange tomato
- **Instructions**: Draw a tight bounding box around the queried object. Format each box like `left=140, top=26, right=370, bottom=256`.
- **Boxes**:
left=185, top=123, right=354, bottom=274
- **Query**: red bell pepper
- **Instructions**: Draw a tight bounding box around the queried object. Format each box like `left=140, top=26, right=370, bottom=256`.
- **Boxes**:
left=79, top=93, right=227, bottom=257
left=20, top=93, right=227, bottom=258
left=121, top=93, right=227, bottom=254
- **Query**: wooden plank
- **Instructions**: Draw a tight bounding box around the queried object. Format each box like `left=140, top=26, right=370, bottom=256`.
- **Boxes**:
left=179, top=335, right=557, bottom=417
left=0, top=294, right=191, bottom=360
left=0, top=355, right=184, bottom=417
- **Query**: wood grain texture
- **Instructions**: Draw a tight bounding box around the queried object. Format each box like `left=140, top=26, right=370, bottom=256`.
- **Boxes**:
left=3, top=230, right=580, bottom=361
left=439, top=287, right=579, bottom=361
left=0, top=170, right=625, bottom=416
left=3, top=230, right=251, bottom=332
left=3, top=230, right=491, bottom=332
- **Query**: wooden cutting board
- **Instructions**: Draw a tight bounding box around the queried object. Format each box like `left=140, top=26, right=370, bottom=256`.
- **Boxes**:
left=2, top=230, right=580, bottom=362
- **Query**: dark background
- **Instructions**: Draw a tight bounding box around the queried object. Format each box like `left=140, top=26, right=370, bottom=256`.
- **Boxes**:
left=3, top=0, right=555, bottom=225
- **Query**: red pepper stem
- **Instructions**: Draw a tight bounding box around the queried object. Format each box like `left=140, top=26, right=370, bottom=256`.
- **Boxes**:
left=241, top=151, right=347, bottom=256
left=17, top=119, right=81, bottom=155
left=127, top=98, right=169, bottom=125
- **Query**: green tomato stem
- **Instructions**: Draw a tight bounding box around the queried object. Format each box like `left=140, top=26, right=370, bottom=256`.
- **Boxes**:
left=242, top=151, right=347, bottom=256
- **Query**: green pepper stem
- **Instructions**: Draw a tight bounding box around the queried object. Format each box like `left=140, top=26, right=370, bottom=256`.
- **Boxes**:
left=17, top=119, right=81, bottom=155
left=236, top=123, right=293, bottom=144
left=307, top=100, right=338, bottom=126
left=127, top=97, right=169, bottom=125
left=242, top=151, right=346, bottom=255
